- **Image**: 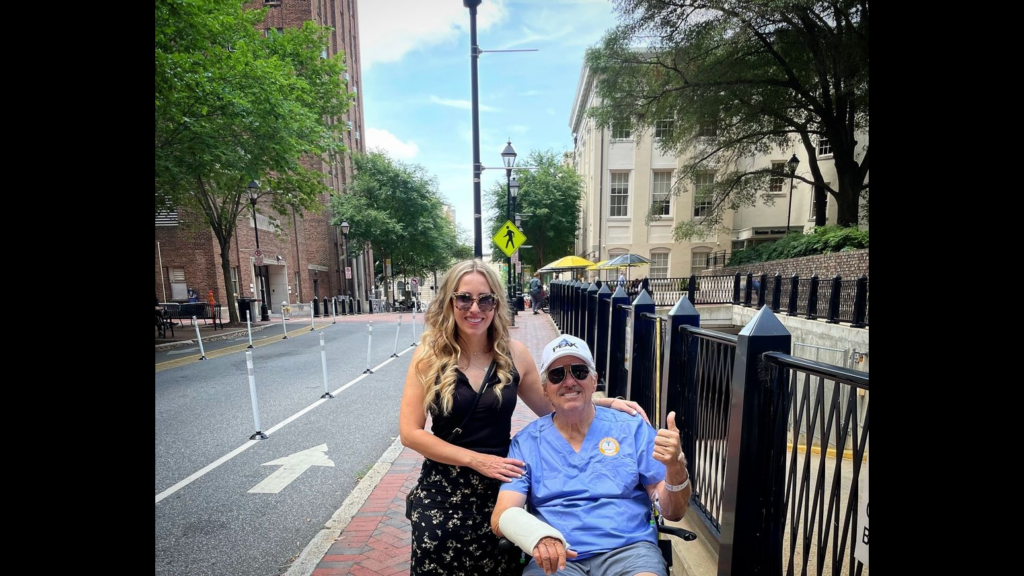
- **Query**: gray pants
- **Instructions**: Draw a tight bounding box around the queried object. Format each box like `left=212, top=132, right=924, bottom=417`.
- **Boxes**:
left=530, top=290, right=542, bottom=312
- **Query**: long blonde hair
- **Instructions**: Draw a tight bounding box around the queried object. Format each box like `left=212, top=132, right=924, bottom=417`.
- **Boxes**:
left=418, top=259, right=514, bottom=415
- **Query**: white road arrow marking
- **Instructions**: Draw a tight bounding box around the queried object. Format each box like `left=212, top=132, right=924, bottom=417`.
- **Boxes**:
left=248, top=444, right=335, bottom=494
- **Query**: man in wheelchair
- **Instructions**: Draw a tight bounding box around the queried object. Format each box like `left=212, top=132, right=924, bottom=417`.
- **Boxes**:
left=491, top=335, right=692, bottom=575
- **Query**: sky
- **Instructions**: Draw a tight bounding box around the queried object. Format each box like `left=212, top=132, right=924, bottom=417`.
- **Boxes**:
left=357, top=0, right=619, bottom=253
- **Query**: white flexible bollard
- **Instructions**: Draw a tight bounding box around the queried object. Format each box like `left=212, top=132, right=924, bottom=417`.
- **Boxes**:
left=282, top=302, right=289, bottom=340
left=246, top=351, right=268, bottom=440
left=246, top=314, right=254, bottom=349
left=193, top=316, right=207, bottom=360
left=391, top=314, right=403, bottom=358
left=320, top=333, right=333, bottom=399
left=310, top=300, right=315, bottom=331
left=411, top=305, right=418, bottom=347
left=332, top=299, right=337, bottom=324
left=363, top=321, right=374, bottom=374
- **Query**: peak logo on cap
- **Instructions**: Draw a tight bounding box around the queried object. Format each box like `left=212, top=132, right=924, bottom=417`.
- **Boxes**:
left=552, top=338, right=578, bottom=353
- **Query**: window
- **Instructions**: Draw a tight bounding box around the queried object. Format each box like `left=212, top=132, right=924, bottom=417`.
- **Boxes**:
left=698, top=118, right=718, bottom=138
left=650, top=252, right=669, bottom=278
left=693, top=172, right=714, bottom=219
left=265, top=27, right=284, bottom=37
left=691, top=250, right=710, bottom=275
left=655, top=120, right=674, bottom=139
left=809, top=183, right=830, bottom=220
left=612, top=122, right=632, bottom=140
left=818, top=137, right=832, bottom=156
left=169, top=267, right=187, bottom=300
left=230, top=267, right=240, bottom=299
left=651, top=171, right=672, bottom=216
left=610, top=172, right=630, bottom=217
left=769, top=161, right=786, bottom=193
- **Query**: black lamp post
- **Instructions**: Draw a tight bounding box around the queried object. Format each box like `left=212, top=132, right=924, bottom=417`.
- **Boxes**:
left=465, top=0, right=483, bottom=257
left=502, top=140, right=517, bottom=325
left=248, top=180, right=271, bottom=321
left=341, top=220, right=352, bottom=303
left=785, top=154, right=800, bottom=234
left=510, top=176, right=520, bottom=315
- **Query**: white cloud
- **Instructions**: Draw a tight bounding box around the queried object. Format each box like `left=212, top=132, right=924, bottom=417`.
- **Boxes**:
left=365, top=128, right=419, bottom=160
left=499, top=25, right=573, bottom=50
left=547, top=108, right=556, bottom=116
left=520, top=90, right=543, bottom=97
left=509, top=125, right=529, bottom=134
left=431, top=95, right=499, bottom=112
left=359, top=0, right=508, bottom=70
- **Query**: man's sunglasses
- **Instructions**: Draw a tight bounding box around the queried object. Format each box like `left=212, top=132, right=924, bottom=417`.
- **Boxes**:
left=452, top=292, right=498, bottom=312
left=546, top=363, right=591, bottom=385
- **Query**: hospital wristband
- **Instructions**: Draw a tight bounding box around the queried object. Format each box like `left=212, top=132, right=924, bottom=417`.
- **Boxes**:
left=664, top=476, right=690, bottom=492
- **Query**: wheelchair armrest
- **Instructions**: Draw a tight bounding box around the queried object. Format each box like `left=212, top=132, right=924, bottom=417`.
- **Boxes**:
left=657, top=525, right=697, bottom=542
left=497, top=537, right=518, bottom=553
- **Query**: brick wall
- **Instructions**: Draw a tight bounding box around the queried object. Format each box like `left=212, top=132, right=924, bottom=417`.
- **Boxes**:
left=703, top=248, right=869, bottom=280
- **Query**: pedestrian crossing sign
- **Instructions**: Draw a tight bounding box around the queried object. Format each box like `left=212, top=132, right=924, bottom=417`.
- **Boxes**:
left=492, top=220, right=526, bottom=258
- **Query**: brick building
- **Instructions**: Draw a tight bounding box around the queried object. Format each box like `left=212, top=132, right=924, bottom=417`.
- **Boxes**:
left=155, top=0, right=369, bottom=317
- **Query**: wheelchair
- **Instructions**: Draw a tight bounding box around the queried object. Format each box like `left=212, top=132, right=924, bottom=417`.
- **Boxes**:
left=497, top=498, right=697, bottom=572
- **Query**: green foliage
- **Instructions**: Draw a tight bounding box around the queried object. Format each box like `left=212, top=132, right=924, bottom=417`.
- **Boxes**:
left=586, top=0, right=870, bottom=235
left=486, top=150, right=584, bottom=271
left=155, top=0, right=351, bottom=321
left=330, top=152, right=467, bottom=289
left=727, top=226, right=868, bottom=266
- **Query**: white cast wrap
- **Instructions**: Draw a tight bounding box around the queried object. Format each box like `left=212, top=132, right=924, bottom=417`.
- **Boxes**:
left=498, top=507, right=569, bottom=554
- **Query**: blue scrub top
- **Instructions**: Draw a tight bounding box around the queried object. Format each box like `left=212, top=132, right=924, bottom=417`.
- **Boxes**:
left=501, top=406, right=665, bottom=560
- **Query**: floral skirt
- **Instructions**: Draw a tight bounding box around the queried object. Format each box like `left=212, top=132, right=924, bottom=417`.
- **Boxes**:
left=409, top=460, right=523, bottom=576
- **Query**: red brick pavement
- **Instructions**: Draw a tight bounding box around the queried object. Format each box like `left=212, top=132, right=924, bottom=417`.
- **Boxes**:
left=311, top=311, right=560, bottom=576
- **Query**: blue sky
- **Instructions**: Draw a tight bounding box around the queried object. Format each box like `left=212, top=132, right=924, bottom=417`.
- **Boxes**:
left=357, top=0, right=618, bottom=251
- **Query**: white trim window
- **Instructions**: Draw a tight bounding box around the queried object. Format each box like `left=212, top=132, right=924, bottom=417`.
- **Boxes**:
left=818, top=136, right=832, bottom=157
left=691, top=250, right=710, bottom=275
left=652, top=171, right=672, bottom=216
left=610, top=172, right=630, bottom=217
left=769, top=161, right=786, bottom=193
left=230, top=267, right=240, bottom=298
left=612, top=122, right=632, bottom=140
left=698, top=118, right=718, bottom=138
left=650, top=251, right=669, bottom=278
left=693, top=172, right=714, bottom=219
left=654, top=120, right=674, bottom=139
left=169, top=267, right=187, bottom=300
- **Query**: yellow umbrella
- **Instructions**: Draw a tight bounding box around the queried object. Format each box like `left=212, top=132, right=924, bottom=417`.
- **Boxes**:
left=538, top=255, right=596, bottom=272
left=586, top=259, right=608, bottom=271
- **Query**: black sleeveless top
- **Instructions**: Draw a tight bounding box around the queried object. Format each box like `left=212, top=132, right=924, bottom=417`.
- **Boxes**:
left=429, top=362, right=520, bottom=456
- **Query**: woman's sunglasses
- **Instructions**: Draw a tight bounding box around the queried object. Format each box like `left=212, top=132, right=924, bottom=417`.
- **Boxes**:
left=452, top=292, right=498, bottom=312
left=546, top=363, right=591, bottom=385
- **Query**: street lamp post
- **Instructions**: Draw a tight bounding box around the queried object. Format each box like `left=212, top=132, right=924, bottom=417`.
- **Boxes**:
left=502, top=140, right=517, bottom=325
left=510, top=176, right=520, bottom=316
left=785, top=154, right=800, bottom=234
left=341, top=221, right=352, bottom=306
left=464, top=0, right=483, bottom=258
left=248, top=180, right=271, bottom=321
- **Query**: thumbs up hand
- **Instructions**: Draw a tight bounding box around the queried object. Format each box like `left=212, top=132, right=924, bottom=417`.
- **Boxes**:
left=654, top=411, right=686, bottom=469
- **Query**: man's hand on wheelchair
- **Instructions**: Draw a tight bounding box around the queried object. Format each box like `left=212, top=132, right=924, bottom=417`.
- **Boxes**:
left=532, top=536, right=577, bottom=575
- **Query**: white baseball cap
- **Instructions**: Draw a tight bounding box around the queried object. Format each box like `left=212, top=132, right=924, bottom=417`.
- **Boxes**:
left=540, top=334, right=595, bottom=373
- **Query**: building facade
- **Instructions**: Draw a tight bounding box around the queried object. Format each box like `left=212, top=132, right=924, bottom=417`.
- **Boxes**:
left=568, top=62, right=868, bottom=279
left=155, top=0, right=368, bottom=316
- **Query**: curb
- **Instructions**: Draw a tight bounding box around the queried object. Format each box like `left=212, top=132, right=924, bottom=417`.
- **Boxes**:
left=155, top=323, right=274, bottom=351
left=282, top=436, right=408, bottom=576
left=788, top=442, right=867, bottom=462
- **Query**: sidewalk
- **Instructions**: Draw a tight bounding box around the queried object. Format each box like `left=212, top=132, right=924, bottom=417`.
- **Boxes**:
left=306, top=310, right=560, bottom=576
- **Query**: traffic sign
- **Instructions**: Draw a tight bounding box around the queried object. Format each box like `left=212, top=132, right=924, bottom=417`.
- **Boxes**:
left=492, top=220, right=527, bottom=258
left=254, top=249, right=263, bottom=267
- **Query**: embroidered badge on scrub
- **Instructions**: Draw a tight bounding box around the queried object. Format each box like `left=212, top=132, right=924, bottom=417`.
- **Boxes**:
left=598, top=437, right=620, bottom=456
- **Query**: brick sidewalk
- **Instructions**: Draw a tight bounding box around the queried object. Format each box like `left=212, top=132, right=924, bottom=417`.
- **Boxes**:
left=311, top=311, right=560, bottom=576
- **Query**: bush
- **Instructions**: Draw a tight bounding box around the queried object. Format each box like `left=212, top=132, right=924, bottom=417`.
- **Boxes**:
left=726, top=226, right=868, bottom=267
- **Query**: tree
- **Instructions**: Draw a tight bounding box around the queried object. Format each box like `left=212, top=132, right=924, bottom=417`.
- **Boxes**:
left=487, top=150, right=584, bottom=275
left=156, top=0, right=351, bottom=321
left=330, top=152, right=467, bottom=300
left=586, top=0, right=869, bottom=238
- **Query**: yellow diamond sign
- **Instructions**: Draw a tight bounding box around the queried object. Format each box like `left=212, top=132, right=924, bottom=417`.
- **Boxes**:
left=492, top=220, right=527, bottom=258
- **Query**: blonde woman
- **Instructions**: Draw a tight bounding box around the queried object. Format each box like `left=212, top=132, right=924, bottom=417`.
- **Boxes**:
left=400, top=259, right=647, bottom=576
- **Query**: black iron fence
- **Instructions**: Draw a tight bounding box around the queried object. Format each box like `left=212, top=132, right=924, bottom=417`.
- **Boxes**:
left=546, top=280, right=870, bottom=574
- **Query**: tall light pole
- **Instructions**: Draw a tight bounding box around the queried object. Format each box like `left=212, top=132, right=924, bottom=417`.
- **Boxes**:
left=502, top=140, right=517, bottom=325
left=248, top=180, right=271, bottom=321
left=340, top=221, right=351, bottom=302
left=465, top=0, right=483, bottom=257
left=785, top=154, right=800, bottom=234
